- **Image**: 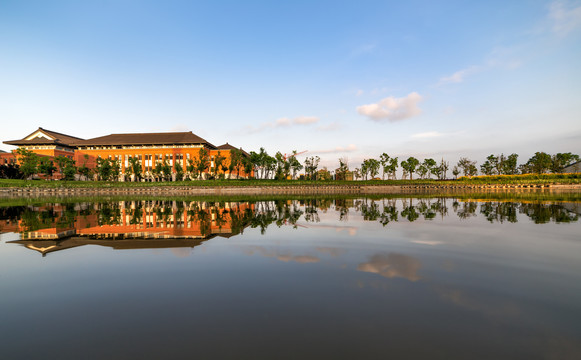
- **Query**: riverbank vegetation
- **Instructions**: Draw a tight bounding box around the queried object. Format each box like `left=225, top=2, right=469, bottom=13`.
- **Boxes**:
left=1, top=147, right=579, bottom=184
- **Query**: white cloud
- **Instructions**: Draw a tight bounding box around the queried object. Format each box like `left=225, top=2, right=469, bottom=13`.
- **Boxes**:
left=438, top=66, right=481, bottom=85
left=357, top=253, right=421, bottom=281
left=356, top=92, right=423, bottom=122
left=316, top=144, right=357, bottom=154
left=549, top=0, right=581, bottom=36
left=245, top=116, right=320, bottom=133
left=411, top=131, right=444, bottom=139
left=410, top=131, right=463, bottom=140
left=293, top=116, right=318, bottom=125
left=317, top=122, right=341, bottom=131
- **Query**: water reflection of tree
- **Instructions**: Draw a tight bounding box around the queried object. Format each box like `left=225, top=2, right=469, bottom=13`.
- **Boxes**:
left=6, top=198, right=580, bottom=241
left=454, top=201, right=478, bottom=220
left=304, top=200, right=320, bottom=223
left=480, top=202, right=518, bottom=223
left=519, top=203, right=579, bottom=224
left=20, top=207, right=60, bottom=231
left=98, top=202, right=121, bottom=226
left=361, top=201, right=381, bottom=221
left=379, top=205, right=398, bottom=227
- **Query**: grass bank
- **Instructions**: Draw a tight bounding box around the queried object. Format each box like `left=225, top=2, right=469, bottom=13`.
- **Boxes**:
left=1, top=173, right=580, bottom=188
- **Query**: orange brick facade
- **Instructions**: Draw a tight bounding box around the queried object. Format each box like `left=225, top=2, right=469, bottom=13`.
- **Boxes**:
left=2, top=128, right=253, bottom=180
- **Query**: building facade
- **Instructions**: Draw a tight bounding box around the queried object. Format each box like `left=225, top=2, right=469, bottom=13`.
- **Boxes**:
left=2, top=127, right=252, bottom=180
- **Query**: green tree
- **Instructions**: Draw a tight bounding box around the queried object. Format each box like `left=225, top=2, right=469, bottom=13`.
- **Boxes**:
left=110, top=158, right=121, bottom=181
left=423, top=158, right=437, bottom=179
left=174, top=161, right=184, bottom=181
left=186, top=158, right=198, bottom=180
left=417, top=163, right=428, bottom=179
left=379, top=153, right=390, bottom=180
left=367, top=158, right=380, bottom=179
left=38, top=157, right=57, bottom=178
left=526, top=152, right=552, bottom=174
left=230, top=149, right=243, bottom=178
left=401, top=157, right=419, bottom=180
left=437, top=158, right=449, bottom=180
left=551, top=152, right=580, bottom=173
left=77, top=154, right=91, bottom=180
left=127, top=156, right=142, bottom=181
left=196, top=148, right=210, bottom=179
left=452, top=166, right=460, bottom=179
left=480, top=158, right=494, bottom=176
left=213, top=151, right=225, bottom=178
left=336, top=157, right=349, bottom=180
left=387, top=157, right=398, bottom=180
left=304, top=156, right=320, bottom=180
left=96, top=157, right=112, bottom=181
left=274, top=152, right=287, bottom=180
left=289, top=151, right=302, bottom=180
left=502, top=153, right=519, bottom=174
left=15, top=147, right=39, bottom=179
left=457, top=157, right=477, bottom=177
left=243, top=157, right=253, bottom=178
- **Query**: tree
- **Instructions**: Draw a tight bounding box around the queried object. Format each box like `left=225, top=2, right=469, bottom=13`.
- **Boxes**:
left=336, top=157, right=349, bottom=180
left=110, top=158, right=121, bottom=181
left=551, top=152, right=580, bottom=173
left=502, top=153, right=519, bottom=175
left=274, top=152, right=287, bottom=180
left=213, top=151, right=225, bottom=178
left=526, top=152, right=552, bottom=174
left=54, top=156, right=77, bottom=180
left=452, top=166, right=460, bottom=179
left=77, top=154, right=91, bottom=180
left=437, top=158, right=449, bottom=180
left=387, top=157, right=398, bottom=180
left=423, top=158, right=437, bottom=179
left=480, top=158, right=494, bottom=176
left=367, top=159, right=380, bottom=179
left=289, top=152, right=302, bottom=180
left=195, top=148, right=210, bottom=179
left=264, top=155, right=276, bottom=179
left=174, top=161, right=184, bottom=181
left=229, top=149, right=243, bottom=178
left=186, top=158, right=198, bottom=180
left=401, top=157, right=419, bottom=180
left=304, top=156, right=320, bottom=180
left=127, top=156, right=142, bottom=181
left=38, top=157, right=57, bottom=178
left=457, top=157, right=477, bottom=177
left=380, top=153, right=390, bottom=180
left=243, top=157, right=253, bottom=178
left=96, top=157, right=112, bottom=181
left=15, top=147, right=39, bottom=179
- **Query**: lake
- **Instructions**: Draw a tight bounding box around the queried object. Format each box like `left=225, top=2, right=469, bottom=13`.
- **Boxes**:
left=1, top=194, right=580, bottom=359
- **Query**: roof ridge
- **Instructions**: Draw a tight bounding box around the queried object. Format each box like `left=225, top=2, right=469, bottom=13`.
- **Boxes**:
left=39, top=127, right=85, bottom=140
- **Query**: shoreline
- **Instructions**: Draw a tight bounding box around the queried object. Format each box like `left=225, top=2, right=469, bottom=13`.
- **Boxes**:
left=1, top=183, right=580, bottom=198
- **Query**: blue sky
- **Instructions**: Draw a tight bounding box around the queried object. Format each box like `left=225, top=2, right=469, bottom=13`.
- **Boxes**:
left=1, top=0, right=580, bottom=169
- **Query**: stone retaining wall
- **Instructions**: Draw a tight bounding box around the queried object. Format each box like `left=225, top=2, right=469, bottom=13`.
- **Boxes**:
left=1, top=183, right=579, bottom=198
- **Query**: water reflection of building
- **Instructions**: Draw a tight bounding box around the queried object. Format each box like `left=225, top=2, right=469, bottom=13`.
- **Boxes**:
left=3, top=201, right=254, bottom=256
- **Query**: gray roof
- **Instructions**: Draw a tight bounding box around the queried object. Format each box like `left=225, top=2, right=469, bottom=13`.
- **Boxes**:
left=75, top=131, right=216, bottom=149
left=3, top=127, right=84, bottom=147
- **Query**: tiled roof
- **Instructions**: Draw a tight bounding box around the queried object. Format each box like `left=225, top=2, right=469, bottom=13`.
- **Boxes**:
left=217, top=143, right=250, bottom=157
left=76, top=131, right=216, bottom=148
left=3, top=127, right=84, bottom=147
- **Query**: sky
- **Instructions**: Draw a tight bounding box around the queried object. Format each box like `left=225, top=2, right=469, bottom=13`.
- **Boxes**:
left=1, top=0, right=580, bottom=170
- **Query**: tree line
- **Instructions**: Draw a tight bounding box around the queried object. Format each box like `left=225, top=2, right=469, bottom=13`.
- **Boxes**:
left=352, top=152, right=579, bottom=180
left=1, top=146, right=579, bottom=181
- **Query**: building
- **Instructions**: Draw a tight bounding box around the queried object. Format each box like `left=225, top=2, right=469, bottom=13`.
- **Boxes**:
left=563, top=161, right=581, bottom=173
left=2, top=127, right=252, bottom=180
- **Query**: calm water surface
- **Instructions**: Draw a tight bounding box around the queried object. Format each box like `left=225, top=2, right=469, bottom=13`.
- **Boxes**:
left=1, top=196, right=580, bottom=359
